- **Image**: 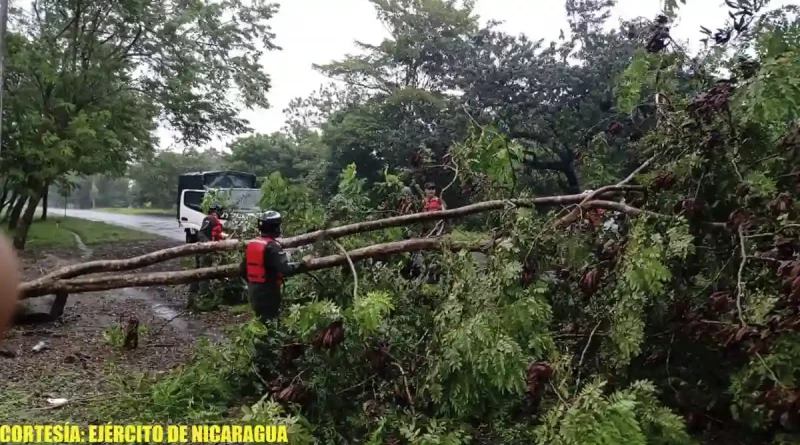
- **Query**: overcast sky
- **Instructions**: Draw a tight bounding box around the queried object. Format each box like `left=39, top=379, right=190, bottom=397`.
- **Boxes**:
left=158, top=0, right=794, bottom=151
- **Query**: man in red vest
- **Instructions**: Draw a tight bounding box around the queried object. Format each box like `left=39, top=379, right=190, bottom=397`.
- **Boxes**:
left=198, top=201, right=225, bottom=242
left=240, top=210, right=302, bottom=323
left=422, top=182, right=444, bottom=213
left=190, top=201, right=226, bottom=301
left=422, top=181, right=446, bottom=237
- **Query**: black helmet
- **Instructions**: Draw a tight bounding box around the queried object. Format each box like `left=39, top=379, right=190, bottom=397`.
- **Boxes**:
left=257, top=210, right=282, bottom=234
left=209, top=201, right=222, bottom=212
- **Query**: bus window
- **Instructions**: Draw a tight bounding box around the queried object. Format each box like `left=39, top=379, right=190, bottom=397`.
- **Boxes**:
left=183, top=190, right=205, bottom=212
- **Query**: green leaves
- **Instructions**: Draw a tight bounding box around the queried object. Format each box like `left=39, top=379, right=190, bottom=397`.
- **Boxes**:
left=535, top=380, right=693, bottom=445
left=605, top=219, right=683, bottom=368
left=615, top=50, right=655, bottom=114
left=1, top=0, right=281, bottom=244
left=225, top=132, right=327, bottom=182
left=347, top=291, right=395, bottom=338
left=285, top=301, right=342, bottom=340
left=739, top=22, right=800, bottom=125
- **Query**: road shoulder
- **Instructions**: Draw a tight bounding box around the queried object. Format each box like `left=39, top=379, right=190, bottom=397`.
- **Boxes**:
left=2, top=235, right=248, bottom=423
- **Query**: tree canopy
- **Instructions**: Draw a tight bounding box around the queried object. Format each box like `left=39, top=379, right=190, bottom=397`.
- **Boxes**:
left=1, top=0, right=280, bottom=248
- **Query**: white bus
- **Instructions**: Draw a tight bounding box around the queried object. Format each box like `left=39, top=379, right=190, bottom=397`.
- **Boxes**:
left=177, top=170, right=263, bottom=243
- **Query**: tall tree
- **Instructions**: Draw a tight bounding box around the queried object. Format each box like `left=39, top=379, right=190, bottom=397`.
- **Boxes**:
left=0, top=0, right=280, bottom=249
left=305, top=0, right=479, bottom=196
left=224, top=131, right=327, bottom=182
left=128, top=148, right=222, bottom=209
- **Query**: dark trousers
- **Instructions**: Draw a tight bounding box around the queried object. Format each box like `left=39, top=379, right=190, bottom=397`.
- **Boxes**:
left=248, top=284, right=282, bottom=324
left=188, top=253, right=214, bottom=307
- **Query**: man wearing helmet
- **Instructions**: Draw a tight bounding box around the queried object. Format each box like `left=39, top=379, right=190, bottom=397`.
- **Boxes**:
left=422, top=182, right=445, bottom=213
left=190, top=201, right=225, bottom=301
left=240, top=210, right=300, bottom=323
left=199, top=201, right=225, bottom=243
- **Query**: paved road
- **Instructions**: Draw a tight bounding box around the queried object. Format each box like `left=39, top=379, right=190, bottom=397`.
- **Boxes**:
left=63, top=209, right=185, bottom=241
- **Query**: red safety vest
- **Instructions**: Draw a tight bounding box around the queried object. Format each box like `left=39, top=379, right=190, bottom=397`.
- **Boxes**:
left=209, top=215, right=223, bottom=241
left=246, top=237, right=283, bottom=285
left=423, top=197, right=442, bottom=212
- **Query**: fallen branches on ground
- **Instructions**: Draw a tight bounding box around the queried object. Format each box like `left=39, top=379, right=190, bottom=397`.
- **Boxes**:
left=21, top=238, right=487, bottom=297
left=18, top=187, right=641, bottom=296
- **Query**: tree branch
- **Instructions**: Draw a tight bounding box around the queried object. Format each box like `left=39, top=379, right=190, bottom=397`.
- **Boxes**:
left=19, top=188, right=642, bottom=295
left=22, top=238, right=485, bottom=297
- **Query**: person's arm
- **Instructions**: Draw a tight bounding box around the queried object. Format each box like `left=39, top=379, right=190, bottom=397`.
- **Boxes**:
left=239, top=256, right=247, bottom=279
left=265, top=241, right=294, bottom=276
left=199, top=216, right=213, bottom=240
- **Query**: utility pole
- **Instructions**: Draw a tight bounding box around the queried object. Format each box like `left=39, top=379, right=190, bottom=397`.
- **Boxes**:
left=0, top=0, right=8, bottom=161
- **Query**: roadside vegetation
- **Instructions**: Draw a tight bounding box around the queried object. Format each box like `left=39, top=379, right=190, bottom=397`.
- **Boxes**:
left=2, top=218, right=155, bottom=248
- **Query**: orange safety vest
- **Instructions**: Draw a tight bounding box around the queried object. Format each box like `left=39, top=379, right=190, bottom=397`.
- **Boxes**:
left=246, top=237, right=283, bottom=285
left=209, top=215, right=223, bottom=241
left=423, top=197, right=442, bottom=212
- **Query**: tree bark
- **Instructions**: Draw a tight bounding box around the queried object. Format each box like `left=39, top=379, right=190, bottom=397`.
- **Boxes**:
left=0, top=178, right=10, bottom=216
left=1, top=191, right=18, bottom=221
left=7, top=193, right=27, bottom=231
left=13, top=189, right=44, bottom=250
left=18, top=187, right=641, bottom=291
left=20, top=238, right=484, bottom=298
left=41, top=184, right=49, bottom=221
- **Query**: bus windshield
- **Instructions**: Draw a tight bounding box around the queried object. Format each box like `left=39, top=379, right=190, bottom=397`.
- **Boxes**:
left=225, top=189, right=263, bottom=212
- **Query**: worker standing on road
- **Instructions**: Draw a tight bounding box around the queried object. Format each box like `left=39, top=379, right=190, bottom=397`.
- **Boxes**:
left=189, top=201, right=225, bottom=303
left=240, top=211, right=308, bottom=323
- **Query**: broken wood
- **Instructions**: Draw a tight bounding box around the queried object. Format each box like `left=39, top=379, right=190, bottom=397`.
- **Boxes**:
left=122, top=316, right=139, bottom=350
left=23, top=238, right=485, bottom=296
left=18, top=188, right=640, bottom=297
left=13, top=291, right=70, bottom=325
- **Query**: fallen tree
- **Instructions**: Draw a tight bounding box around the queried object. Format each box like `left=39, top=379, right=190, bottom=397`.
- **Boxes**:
left=18, top=187, right=643, bottom=298
left=22, top=238, right=487, bottom=296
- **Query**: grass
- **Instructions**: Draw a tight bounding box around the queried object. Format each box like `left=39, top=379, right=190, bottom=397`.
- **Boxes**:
left=57, top=217, right=156, bottom=245
left=2, top=217, right=156, bottom=248
left=96, top=207, right=174, bottom=216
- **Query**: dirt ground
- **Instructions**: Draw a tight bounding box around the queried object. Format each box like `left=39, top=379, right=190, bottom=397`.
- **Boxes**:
left=0, top=238, right=251, bottom=422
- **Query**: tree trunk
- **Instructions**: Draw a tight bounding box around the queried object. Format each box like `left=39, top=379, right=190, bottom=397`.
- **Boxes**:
left=20, top=238, right=486, bottom=298
left=17, top=187, right=640, bottom=290
left=7, top=193, right=28, bottom=231
left=13, top=189, right=44, bottom=250
left=3, top=190, right=18, bottom=215
left=0, top=179, right=10, bottom=216
left=41, top=185, right=49, bottom=221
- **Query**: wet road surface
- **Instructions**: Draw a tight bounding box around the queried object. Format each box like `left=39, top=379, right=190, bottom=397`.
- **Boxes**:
left=64, top=209, right=184, bottom=241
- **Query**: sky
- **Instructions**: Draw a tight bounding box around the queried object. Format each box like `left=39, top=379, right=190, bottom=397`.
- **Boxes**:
left=157, top=0, right=794, bottom=151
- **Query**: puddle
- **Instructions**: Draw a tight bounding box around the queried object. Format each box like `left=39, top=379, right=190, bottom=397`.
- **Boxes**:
left=70, top=232, right=92, bottom=259
left=117, top=288, right=224, bottom=341
left=62, top=289, right=223, bottom=342
left=23, top=230, right=224, bottom=342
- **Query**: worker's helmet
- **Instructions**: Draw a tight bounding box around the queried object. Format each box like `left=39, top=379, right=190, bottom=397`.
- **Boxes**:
left=209, top=201, right=222, bottom=213
left=424, top=182, right=436, bottom=191
left=257, top=210, right=282, bottom=234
